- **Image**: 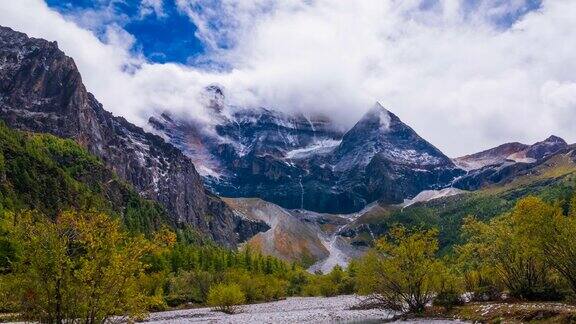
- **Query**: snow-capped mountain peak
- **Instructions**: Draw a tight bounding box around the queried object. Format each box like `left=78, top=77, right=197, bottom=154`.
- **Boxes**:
left=364, top=102, right=392, bottom=131
left=332, top=102, right=455, bottom=171
left=149, top=99, right=463, bottom=213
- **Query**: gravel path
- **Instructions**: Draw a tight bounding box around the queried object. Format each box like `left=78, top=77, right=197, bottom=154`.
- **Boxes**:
left=144, top=295, right=466, bottom=323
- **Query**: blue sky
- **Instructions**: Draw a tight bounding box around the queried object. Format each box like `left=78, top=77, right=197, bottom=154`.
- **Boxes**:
left=45, top=0, right=542, bottom=65
left=46, top=0, right=205, bottom=63
left=463, top=0, right=542, bottom=27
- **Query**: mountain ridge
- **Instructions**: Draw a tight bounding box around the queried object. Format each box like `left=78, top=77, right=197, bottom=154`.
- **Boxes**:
left=453, top=135, right=570, bottom=191
left=150, top=91, right=464, bottom=214
left=0, top=25, right=267, bottom=247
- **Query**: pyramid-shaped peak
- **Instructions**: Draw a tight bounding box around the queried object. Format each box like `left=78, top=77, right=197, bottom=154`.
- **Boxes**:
left=366, top=102, right=392, bottom=117
left=370, top=101, right=389, bottom=112
left=525, top=134, right=568, bottom=160
left=541, top=135, right=566, bottom=144
left=359, top=102, right=401, bottom=131
left=334, top=102, right=454, bottom=171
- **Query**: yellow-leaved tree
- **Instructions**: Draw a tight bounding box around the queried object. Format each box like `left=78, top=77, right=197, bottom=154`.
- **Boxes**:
left=517, top=195, right=576, bottom=297
left=457, top=196, right=565, bottom=301
left=356, top=227, right=449, bottom=314
left=4, top=211, right=158, bottom=323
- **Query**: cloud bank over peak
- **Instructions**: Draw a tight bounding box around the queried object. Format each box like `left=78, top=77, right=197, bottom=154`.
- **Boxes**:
left=2, top=0, right=576, bottom=157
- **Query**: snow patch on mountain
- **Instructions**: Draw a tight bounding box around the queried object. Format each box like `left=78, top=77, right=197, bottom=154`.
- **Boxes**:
left=454, top=152, right=536, bottom=171
left=454, top=136, right=569, bottom=173
left=284, top=139, right=341, bottom=159
left=507, top=152, right=537, bottom=164
left=402, top=188, right=466, bottom=208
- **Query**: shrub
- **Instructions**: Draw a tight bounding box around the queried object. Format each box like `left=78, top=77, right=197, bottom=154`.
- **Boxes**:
left=433, top=291, right=464, bottom=311
left=139, top=272, right=169, bottom=311
left=3, top=211, right=155, bottom=323
left=222, top=269, right=288, bottom=303
left=356, top=227, right=446, bottom=314
left=458, top=197, right=567, bottom=301
left=302, top=275, right=338, bottom=297
left=433, top=266, right=465, bottom=311
left=534, top=195, right=576, bottom=297
left=465, top=272, right=502, bottom=301
left=301, top=265, right=356, bottom=297
left=166, top=270, right=214, bottom=305
left=207, top=283, right=246, bottom=314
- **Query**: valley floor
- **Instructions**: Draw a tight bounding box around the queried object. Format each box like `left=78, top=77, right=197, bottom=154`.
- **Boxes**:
left=144, top=295, right=464, bottom=323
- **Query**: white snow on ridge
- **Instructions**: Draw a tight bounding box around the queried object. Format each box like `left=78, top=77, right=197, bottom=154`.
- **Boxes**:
left=454, top=150, right=537, bottom=171
left=196, top=164, right=223, bottom=179
left=402, top=188, right=466, bottom=208
left=284, top=139, right=341, bottom=159
left=507, top=152, right=537, bottom=164
left=386, top=148, right=442, bottom=165
left=453, top=157, right=501, bottom=171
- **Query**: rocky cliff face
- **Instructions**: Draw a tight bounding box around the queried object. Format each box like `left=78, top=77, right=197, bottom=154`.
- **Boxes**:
left=0, top=26, right=267, bottom=247
left=150, top=89, right=464, bottom=213
left=149, top=87, right=347, bottom=213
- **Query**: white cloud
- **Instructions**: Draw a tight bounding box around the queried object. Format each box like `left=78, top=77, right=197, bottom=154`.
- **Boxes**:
left=1, top=0, right=576, bottom=156
left=176, top=0, right=576, bottom=155
left=140, top=0, right=166, bottom=18
left=0, top=0, right=214, bottom=126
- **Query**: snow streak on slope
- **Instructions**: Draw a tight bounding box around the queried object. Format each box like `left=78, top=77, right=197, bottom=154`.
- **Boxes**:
left=308, top=228, right=352, bottom=274
left=401, top=188, right=466, bottom=208
left=284, top=139, right=341, bottom=159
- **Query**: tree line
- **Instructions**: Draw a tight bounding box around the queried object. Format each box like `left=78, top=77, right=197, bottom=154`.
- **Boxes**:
left=3, top=193, right=576, bottom=321
left=0, top=209, right=339, bottom=322
left=350, top=194, right=576, bottom=315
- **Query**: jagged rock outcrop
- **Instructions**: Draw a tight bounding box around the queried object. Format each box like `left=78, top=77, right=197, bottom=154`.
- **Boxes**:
left=149, top=92, right=347, bottom=212
left=0, top=26, right=267, bottom=246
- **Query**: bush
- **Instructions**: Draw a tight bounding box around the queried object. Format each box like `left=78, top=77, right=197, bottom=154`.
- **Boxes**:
left=458, top=197, right=568, bottom=301
left=535, top=195, right=576, bottom=297
left=463, top=270, right=502, bottom=302
left=356, top=227, right=446, bottom=314
left=139, top=272, right=169, bottom=311
left=2, top=211, right=156, bottom=323
left=302, top=275, right=338, bottom=297
left=301, top=265, right=355, bottom=297
left=433, top=266, right=465, bottom=311
left=433, top=291, right=464, bottom=311
left=207, top=283, right=246, bottom=314
left=166, top=270, right=214, bottom=305
left=222, top=269, right=287, bottom=303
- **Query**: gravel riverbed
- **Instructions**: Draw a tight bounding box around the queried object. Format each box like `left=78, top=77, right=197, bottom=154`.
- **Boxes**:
left=144, top=295, right=465, bottom=323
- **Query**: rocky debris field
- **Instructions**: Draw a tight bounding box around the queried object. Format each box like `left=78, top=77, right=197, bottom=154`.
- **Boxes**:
left=144, top=295, right=470, bottom=323
left=145, top=295, right=390, bottom=323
